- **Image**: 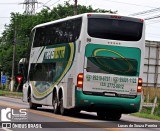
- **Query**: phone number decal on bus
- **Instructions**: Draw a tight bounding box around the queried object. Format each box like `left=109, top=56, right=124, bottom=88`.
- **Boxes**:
left=100, top=82, right=124, bottom=89
left=86, top=74, right=137, bottom=84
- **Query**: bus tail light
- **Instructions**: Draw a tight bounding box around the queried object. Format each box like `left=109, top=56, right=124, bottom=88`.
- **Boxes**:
left=111, top=15, right=122, bottom=19
left=140, top=19, right=144, bottom=22
left=87, top=14, right=92, bottom=17
left=137, top=78, right=142, bottom=93
left=77, top=73, right=84, bottom=88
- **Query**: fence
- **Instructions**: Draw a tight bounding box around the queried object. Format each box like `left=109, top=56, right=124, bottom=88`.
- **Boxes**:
left=143, top=40, right=160, bottom=87
left=141, top=40, right=160, bottom=114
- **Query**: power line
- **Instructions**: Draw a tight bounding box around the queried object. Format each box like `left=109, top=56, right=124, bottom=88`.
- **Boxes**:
left=130, top=7, right=160, bottom=16
left=43, top=5, right=61, bottom=18
left=102, top=0, right=160, bottom=22
left=36, top=0, right=52, bottom=10
left=43, top=0, right=60, bottom=10
left=48, top=0, right=60, bottom=8
left=36, top=0, right=61, bottom=19
left=145, top=14, right=160, bottom=20
left=102, top=0, right=156, bottom=8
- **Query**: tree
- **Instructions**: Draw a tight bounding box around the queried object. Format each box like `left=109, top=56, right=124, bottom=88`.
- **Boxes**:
left=0, top=1, right=115, bottom=78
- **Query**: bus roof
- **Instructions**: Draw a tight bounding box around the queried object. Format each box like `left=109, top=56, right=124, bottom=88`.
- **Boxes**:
left=32, top=13, right=144, bottom=30
left=33, top=13, right=84, bottom=30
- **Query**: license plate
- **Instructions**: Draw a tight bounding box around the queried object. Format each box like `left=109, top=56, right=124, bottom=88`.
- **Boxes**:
left=104, top=93, right=115, bottom=96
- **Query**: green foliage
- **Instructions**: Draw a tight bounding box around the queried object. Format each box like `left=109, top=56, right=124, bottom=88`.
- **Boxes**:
left=132, top=112, right=160, bottom=120
left=154, top=99, right=160, bottom=116
left=141, top=107, right=152, bottom=114
left=132, top=96, right=160, bottom=119
left=0, top=89, right=23, bottom=98
left=0, top=1, right=115, bottom=77
left=137, top=99, right=160, bottom=118
left=0, top=44, right=12, bottom=76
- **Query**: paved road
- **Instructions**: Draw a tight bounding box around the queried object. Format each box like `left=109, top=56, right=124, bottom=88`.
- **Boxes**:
left=0, top=96, right=159, bottom=131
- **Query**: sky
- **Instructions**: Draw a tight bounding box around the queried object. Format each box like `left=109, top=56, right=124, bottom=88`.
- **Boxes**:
left=0, top=0, right=160, bottom=41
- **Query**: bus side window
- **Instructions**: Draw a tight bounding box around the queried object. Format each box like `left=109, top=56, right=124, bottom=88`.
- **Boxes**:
left=47, top=63, right=56, bottom=82
left=33, top=17, right=82, bottom=47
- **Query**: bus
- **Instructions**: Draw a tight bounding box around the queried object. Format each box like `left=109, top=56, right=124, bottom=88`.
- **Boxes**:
left=22, top=13, right=145, bottom=121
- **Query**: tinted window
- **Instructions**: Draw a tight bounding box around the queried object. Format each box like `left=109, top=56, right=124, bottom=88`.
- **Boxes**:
left=87, top=56, right=138, bottom=76
left=33, top=18, right=82, bottom=47
left=88, top=18, right=143, bottom=41
left=30, top=63, right=56, bottom=81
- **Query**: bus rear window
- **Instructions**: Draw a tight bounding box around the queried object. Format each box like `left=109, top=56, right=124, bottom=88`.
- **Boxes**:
left=88, top=18, right=143, bottom=41
left=87, top=56, right=139, bottom=76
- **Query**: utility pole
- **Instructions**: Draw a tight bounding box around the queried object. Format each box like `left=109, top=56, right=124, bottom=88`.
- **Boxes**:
left=11, top=21, right=17, bottom=92
left=74, top=0, right=77, bottom=15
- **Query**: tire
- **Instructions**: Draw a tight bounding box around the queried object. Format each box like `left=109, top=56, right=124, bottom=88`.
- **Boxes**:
left=106, top=112, right=122, bottom=121
left=73, top=109, right=81, bottom=114
left=28, top=93, right=37, bottom=109
left=52, top=92, right=59, bottom=114
left=97, top=111, right=106, bottom=120
left=59, top=94, right=67, bottom=115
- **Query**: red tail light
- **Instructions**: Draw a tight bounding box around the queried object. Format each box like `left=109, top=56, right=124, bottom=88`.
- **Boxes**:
left=137, top=78, right=142, bottom=92
left=77, top=73, right=84, bottom=88
left=140, top=19, right=144, bottom=22
left=111, top=15, right=122, bottom=19
left=87, top=14, right=92, bottom=17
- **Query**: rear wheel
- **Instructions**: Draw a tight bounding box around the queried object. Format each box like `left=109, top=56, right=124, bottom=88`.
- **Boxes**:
left=97, top=111, right=121, bottom=121
left=106, top=112, right=122, bottom=121
left=59, top=94, right=68, bottom=115
left=52, top=92, right=59, bottom=114
left=28, top=93, right=37, bottom=109
left=73, top=109, right=81, bottom=114
left=97, top=111, right=106, bottom=120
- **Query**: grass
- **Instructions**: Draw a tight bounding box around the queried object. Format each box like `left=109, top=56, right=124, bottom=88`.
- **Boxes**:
left=143, top=87, right=160, bottom=102
left=131, top=87, right=160, bottom=121
left=0, top=89, right=22, bottom=98
left=132, top=112, right=160, bottom=121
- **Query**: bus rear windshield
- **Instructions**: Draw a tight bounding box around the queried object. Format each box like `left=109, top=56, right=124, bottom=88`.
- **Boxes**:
left=87, top=56, right=138, bottom=76
left=88, top=18, right=143, bottom=41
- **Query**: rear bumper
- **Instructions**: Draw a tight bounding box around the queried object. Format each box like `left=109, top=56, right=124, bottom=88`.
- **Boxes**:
left=75, top=90, right=141, bottom=113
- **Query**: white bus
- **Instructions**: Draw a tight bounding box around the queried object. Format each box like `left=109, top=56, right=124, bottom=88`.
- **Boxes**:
left=22, top=13, right=145, bottom=120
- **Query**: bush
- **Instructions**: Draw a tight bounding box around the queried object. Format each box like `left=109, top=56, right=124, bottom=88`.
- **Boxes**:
left=141, top=107, right=152, bottom=114
left=154, top=100, right=160, bottom=116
